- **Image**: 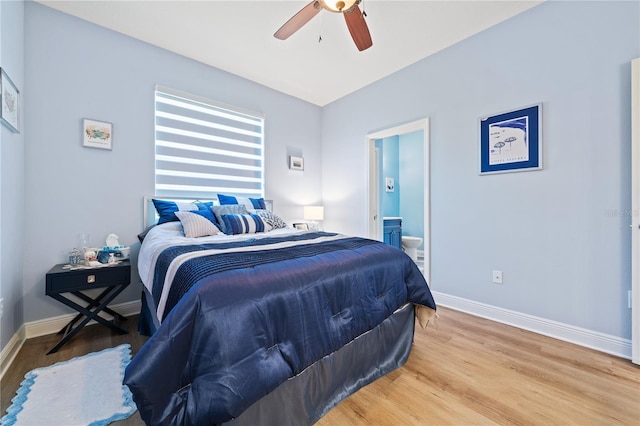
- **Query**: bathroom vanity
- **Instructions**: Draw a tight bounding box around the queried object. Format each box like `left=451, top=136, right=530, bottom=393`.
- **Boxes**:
left=383, top=217, right=402, bottom=249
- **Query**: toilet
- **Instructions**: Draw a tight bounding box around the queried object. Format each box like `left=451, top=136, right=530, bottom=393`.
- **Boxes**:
left=401, top=236, right=422, bottom=262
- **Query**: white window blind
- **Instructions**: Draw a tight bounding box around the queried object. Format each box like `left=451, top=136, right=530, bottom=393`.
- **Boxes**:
left=154, top=85, right=264, bottom=199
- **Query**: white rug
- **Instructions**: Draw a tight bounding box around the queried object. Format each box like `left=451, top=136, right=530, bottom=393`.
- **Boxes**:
left=1, top=344, right=137, bottom=426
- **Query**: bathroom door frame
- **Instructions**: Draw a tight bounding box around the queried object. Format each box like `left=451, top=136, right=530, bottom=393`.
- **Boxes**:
left=366, top=118, right=431, bottom=284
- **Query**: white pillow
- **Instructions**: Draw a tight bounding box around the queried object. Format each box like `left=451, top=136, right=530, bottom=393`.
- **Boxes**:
left=175, top=210, right=221, bottom=238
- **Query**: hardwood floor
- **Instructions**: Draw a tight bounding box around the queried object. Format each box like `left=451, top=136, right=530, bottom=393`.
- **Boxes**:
left=0, top=315, right=149, bottom=425
left=319, top=308, right=639, bottom=425
left=2, top=307, right=638, bottom=425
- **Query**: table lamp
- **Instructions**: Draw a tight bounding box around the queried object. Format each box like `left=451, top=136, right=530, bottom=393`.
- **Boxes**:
left=304, top=206, right=324, bottom=231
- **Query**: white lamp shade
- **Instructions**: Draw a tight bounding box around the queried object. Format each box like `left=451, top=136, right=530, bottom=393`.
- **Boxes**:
left=304, top=206, right=324, bottom=221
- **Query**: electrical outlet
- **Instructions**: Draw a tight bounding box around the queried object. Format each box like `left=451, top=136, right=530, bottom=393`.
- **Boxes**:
left=492, top=270, right=503, bottom=284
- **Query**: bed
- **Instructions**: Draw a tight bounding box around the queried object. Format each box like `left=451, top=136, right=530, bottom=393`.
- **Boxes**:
left=124, top=196, right=436, bottom=425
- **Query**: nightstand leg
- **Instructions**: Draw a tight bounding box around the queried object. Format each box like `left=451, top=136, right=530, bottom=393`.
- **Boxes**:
left=75, top=291, right=127, bottom=319
left=54, top=287, right=126, bottom=334
left=46, top=284, right=129, bottom=355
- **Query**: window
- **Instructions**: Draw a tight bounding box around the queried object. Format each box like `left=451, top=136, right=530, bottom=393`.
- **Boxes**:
left=154, top=85, right=264, bottom=199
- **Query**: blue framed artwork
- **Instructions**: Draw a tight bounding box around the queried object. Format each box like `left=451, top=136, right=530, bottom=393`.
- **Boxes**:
left=479, top=104, right=542, bottom=175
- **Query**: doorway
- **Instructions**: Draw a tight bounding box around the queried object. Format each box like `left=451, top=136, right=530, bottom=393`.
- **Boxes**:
left=367, top=118, right=431, bottom=284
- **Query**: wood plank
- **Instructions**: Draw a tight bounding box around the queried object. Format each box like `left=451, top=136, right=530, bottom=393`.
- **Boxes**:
left=317, top=307, right=640, bottom=425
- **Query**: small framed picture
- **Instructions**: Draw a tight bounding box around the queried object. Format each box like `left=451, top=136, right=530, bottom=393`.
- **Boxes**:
left=293, top=222, right=309, bottom=230
left=479, top=104, right=542, bottom=175
left=289, top=156, right=304, bottom=171
left=385, top=177, right=395, bottom=192
left=0, top=68, right=20, bottom=133
left=83, top=118, right=112, bottom=150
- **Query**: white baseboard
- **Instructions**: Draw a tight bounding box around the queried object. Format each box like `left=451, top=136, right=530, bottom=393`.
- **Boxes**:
left=0, top=300, right=141, bottom=381
left=433, top=291, right=632, bottom=360
left=0, top=324, right=25, bottom=380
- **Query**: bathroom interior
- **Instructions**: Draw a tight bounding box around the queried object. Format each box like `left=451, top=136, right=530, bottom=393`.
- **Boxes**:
left=375, top=130, right=425, bottom=271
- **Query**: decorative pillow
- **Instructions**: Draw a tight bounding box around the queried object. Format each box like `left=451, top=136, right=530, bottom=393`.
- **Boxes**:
left=175, top=210, right=221, bottom=238
left=222, top=214, right=269, bottom=235
left=217, top=194, right=266, bottom=210
left=251, top=209, right=288, bottom=230
left=212, top=204, right=248, bottom=234
left=152, top=199, right=213, bottom=224
left=195, top=201, right=215, bottom=210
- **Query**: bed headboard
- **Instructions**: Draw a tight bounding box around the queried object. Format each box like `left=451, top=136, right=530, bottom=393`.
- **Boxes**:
left=143, top=196, right=273, bottom=229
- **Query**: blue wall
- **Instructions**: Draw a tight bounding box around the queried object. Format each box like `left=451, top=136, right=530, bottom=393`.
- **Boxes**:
left=19, top=2, right=322, bottom=325
left=380, top=136, right=400, bottom=217
left=399, top=130, right=424, bottom=247
left=0, top=0, right=25, bottom=351
left=322, top=1, right=640, bottom=341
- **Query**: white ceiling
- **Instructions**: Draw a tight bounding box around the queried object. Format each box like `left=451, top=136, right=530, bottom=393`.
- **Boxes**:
left=37, top=0, right=542, bottom=106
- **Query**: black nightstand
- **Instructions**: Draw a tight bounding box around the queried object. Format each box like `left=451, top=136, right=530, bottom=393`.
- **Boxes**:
left=45, top=260, right=131, bottom=354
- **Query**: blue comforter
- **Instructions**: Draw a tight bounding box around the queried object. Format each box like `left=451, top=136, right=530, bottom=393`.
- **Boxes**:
left=124, top=232, right=435, bottom=425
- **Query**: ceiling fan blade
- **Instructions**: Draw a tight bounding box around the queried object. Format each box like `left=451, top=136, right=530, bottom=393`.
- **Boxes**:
left=343, top=5, right=372, bottom=51
left=274, top=1, right=322, bottom=40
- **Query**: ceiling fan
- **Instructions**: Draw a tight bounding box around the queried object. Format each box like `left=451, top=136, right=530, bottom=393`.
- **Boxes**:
left=274, top=0, right=373, bottom=52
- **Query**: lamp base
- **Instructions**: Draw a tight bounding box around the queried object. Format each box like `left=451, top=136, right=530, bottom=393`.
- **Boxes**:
left=307, top=221, right=322, bottom=231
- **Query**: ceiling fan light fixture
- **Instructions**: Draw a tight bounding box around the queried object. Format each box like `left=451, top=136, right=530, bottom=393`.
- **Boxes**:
left=274, top=0, right=371, bottom=51
left=319, top=0, right=358, bottom=13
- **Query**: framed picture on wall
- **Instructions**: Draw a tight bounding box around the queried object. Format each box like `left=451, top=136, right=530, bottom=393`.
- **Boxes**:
left=0, top=68, right=20, bottom=133
left=385, top=177, right=395, bottom=192
left=83, top=118, right=112, bottom=150
left=479, top=103, right=542, bottom=175
left=289, top=155, right=304, bottom=171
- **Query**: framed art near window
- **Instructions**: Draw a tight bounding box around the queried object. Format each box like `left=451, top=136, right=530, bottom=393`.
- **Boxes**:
left=0, top=68, right=20, bottom=133
left=83, top=118, right=112, bottom=150
left=479, top=104, right=542, bottom=175
left=289, top=156, right=304, bottom=171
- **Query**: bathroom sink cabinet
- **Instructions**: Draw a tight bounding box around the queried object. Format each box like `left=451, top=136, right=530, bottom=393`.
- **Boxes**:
left=383, top=218, right=402, bottom=249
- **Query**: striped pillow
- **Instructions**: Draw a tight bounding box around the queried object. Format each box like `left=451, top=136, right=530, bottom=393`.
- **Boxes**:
left=221, top=214, right=270, bottom=235
left=175, top=210, right=221, bottom=238
left=212, top=204, right=248, bottom=234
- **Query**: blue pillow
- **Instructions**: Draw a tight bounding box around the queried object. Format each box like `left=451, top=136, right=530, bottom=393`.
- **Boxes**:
left=152, top=199, right=216, bottom=224
left=195, top=201, right=214, bottom=210
left=217, top=194, right=266, bottom=210
left=250, top=198, right=267, bottom=209
left=217, top=193, right=240, bottom=205
left=212, top=204, right=248, bottom=234
left=222, top=214, right=267, bottom=235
